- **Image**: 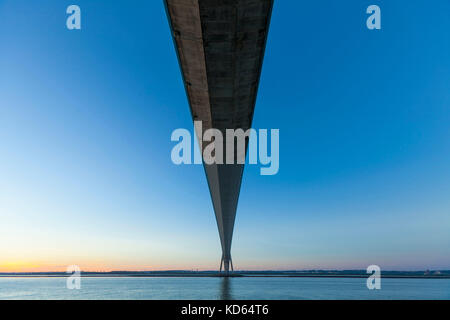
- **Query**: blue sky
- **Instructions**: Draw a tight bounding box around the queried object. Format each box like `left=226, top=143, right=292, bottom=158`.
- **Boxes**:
left=0, top=0, right=449, bottom=271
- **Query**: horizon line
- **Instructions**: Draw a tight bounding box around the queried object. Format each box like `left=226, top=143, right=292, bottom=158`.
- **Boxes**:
left=1, top=269, right=449, bottom=274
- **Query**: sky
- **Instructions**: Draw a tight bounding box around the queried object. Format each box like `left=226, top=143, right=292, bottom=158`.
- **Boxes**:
left=0, top=0, right=449, bottom=272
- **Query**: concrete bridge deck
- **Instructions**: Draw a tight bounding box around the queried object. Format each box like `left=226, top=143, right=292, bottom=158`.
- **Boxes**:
left=165, top=0, right=273, bottom=273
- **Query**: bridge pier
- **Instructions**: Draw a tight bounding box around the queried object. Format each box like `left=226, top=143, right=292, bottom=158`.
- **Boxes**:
left=220, top=255, right=234, bottom=275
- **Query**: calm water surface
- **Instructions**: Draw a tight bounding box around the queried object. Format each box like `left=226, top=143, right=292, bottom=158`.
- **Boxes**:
left=0, top=277, right=449, bottom=300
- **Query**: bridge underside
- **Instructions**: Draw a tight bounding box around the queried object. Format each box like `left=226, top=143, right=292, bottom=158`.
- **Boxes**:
left=165, top=0, right=273, bottom=273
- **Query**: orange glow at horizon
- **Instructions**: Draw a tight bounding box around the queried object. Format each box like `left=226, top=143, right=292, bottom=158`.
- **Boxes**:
left=0, top=261, right=47, bottom=273
left=0, top=260, right=219, bottom=273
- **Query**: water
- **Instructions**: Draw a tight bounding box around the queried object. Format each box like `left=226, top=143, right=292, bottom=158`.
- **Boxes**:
left=0, top=277, right=449, bottom=300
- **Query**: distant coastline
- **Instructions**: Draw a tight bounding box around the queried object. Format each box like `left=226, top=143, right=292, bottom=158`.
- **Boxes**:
left=1, top=270, right=449, bottom=279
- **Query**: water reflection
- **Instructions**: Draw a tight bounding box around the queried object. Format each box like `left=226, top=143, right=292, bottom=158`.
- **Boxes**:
left=220, top=277, right=232, bottom=300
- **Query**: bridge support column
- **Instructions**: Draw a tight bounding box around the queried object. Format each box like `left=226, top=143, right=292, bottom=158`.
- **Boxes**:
left=220, top=255, right=233, bottom=275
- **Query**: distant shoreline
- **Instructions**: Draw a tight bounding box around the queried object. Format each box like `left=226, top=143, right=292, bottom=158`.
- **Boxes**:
left=1, top=270, right=449, bottom=279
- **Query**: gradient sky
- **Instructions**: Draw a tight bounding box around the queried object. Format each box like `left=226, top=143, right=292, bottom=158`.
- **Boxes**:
left=1, top=0, right=449, bottom=272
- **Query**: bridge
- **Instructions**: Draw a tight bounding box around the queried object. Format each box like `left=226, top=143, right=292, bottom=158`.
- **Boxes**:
left=164, top=0, right=274, bottom=273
